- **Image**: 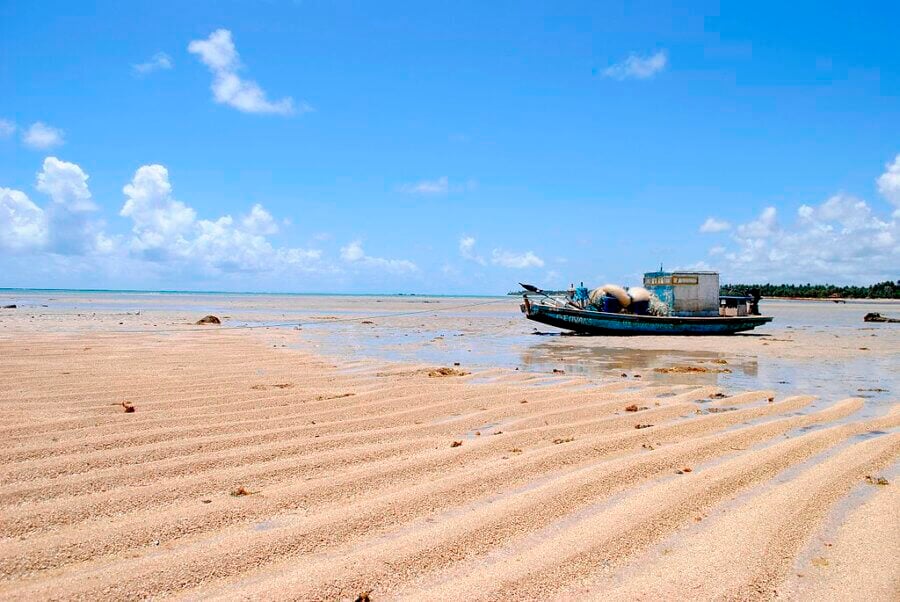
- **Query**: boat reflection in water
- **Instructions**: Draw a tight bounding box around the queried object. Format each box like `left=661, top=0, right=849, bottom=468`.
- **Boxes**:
left=518, top=340, right=760, bottom=386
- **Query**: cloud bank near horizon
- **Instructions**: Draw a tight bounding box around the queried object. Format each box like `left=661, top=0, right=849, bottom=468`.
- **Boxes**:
left=698, top=154, right=900, bottom=283
left=2, top=154, right=898, bottom=290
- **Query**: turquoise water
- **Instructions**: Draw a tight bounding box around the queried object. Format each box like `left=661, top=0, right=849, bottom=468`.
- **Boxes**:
left=0, top=287, right=501, bottom=299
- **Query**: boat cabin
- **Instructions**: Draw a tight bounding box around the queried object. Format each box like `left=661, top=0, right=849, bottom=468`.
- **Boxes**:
left=643, top=270, right=720, bottom=317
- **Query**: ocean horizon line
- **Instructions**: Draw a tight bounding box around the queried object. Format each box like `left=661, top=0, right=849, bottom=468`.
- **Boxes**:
left=0, top=287, right=506, bottom=299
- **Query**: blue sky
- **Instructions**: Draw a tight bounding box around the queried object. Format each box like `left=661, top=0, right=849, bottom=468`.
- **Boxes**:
left=1, top=1, right=898, bottom=293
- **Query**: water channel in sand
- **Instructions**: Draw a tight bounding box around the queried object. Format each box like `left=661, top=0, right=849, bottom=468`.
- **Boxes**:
left=2, top=290, right=897, bottom=412
left=294, top=299, right=899, bottom=415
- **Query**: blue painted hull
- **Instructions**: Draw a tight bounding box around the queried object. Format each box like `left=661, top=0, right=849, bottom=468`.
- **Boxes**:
left=522, top=303, right=772, bottom=335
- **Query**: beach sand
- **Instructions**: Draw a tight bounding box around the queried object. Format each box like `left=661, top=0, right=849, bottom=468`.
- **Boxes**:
left=0, top=294, right=897, bottom=600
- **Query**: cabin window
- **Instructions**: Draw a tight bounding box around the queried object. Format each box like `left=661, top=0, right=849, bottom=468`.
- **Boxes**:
left=672, top=276, right=699, bottom=285
left=645, top=276, right=673, bottom=286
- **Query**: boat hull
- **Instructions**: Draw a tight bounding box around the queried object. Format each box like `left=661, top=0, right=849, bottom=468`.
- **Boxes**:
left=522, top=303, right=773, bottom=335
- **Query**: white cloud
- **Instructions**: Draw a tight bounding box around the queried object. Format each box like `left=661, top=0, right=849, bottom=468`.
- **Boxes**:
left=0, top=188, right=47, bottom=251
left=121, top=164, right=196, bottom=257
left=133, top=52, right=173, bottom=75
left=3, top=158, right=330, bottom=280
left=676, top=260, right=714, bottom=271
left=119, top=163, right=321, bottom=273
left=399, top=176, right=449, bottom=195
left=188, top=29, right=298, bottom=115
left=715, top=195, right=897, bottom=283
left=241, top=203, right=279, bottom=235
left=0, top=119, right=15, bottom=139
left=340, top=240, right=418, bottom=274
left=36, top=158, right=110, bottom=255
left=441, top=262, right=461, bottom=277
left=490, top=249, right=544, bottom=269
left=735, top=206, right=778, bottom=238
left=340, top=240, right=365, bottom=262
left=603, top=51, right=668, bottom=80
left=23, top=122, right=64, bottom=150
left=699, top=217, right=731, bottom=233
left=459, top=235, right=486, bottom=265
left=189, top=215, right=318, bottom=273
left=1, top=158, right=111, bottom=255
left=36, top=157, right=97, bottom=212
left=877, top=154, right=900, bottom=214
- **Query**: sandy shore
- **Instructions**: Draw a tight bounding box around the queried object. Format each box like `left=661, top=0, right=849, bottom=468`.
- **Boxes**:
left=0, top=297, right=898, bottom=600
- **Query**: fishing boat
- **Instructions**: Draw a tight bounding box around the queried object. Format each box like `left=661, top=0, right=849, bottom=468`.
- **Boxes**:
left=519, top=270, right=773, bottom=336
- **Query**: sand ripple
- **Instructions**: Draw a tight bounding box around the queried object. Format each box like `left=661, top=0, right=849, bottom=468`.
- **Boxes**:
left=0, top=331, right=896, bottom=600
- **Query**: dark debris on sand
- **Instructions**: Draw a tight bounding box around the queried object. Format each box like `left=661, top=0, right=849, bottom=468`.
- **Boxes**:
left=428, top=367, right=470, bottom=378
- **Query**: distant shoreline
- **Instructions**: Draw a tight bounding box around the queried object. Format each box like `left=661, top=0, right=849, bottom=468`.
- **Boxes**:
left=0, top=288, right=503, bottom=299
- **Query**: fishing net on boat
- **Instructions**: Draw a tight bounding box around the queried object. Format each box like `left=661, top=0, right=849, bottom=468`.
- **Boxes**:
left=589, top=284, right=630, bottom=307
left=648, top=293, right=670, bottom=316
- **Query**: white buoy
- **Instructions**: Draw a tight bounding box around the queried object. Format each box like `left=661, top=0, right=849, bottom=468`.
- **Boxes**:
left=627, top=287, right=651, bottom=303
left=589, top=284, right=631, bottom=307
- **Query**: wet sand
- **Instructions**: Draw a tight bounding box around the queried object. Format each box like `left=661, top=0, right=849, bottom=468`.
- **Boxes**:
left=0, top=293, right=897, bottom=600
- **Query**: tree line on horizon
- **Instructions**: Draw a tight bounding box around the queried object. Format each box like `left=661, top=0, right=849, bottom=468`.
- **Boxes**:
left=721, top=281, right=899, bottom=299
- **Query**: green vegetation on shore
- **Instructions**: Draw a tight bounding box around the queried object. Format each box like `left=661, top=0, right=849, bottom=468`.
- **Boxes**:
left=721, top=281, right=899, bottom=299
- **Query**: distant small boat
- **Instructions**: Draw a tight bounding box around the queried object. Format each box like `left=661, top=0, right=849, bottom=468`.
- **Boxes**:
left=519, top=270, right=773, bottom=336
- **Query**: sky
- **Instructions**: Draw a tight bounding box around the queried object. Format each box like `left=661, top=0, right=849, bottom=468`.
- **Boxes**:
left=1, top=0, right=899, bottom=294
